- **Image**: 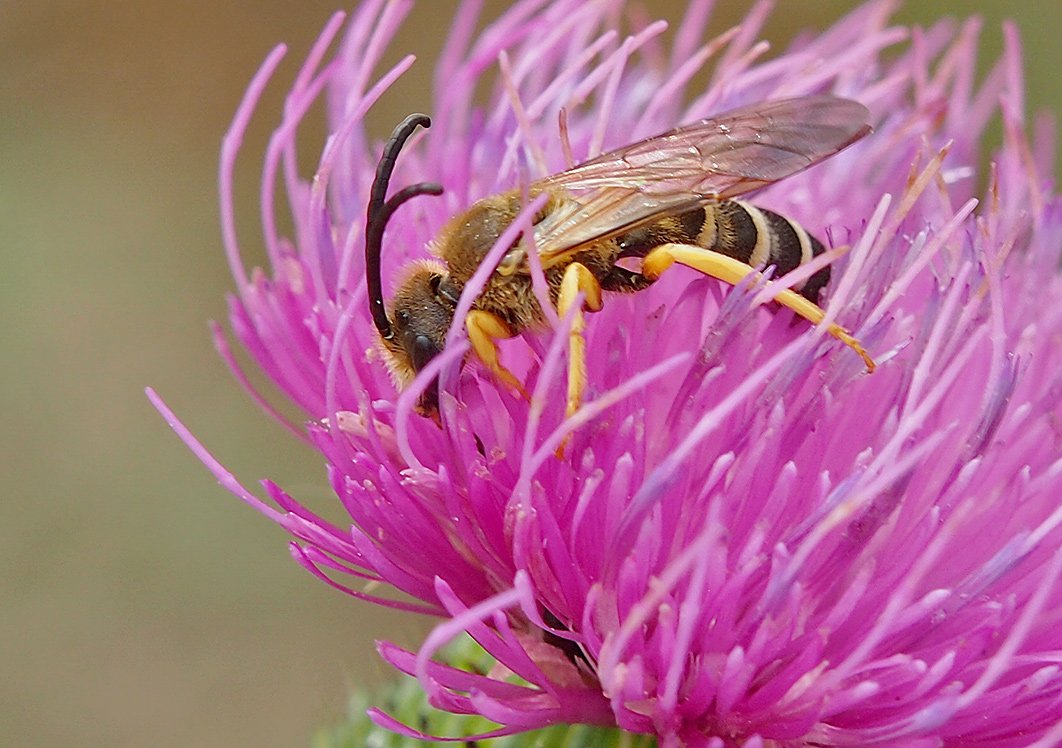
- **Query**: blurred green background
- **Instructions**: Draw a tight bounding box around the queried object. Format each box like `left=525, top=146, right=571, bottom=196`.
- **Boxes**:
left=2, top=1, right=1058, bottom=746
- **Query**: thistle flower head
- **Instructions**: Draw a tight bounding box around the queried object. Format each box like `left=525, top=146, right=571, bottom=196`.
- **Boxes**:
left=151, top=1, right=1062, bottom=745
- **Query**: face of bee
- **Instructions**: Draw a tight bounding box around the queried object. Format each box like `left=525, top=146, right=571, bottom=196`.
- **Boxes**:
left=379, top=263, right=459, bottom=415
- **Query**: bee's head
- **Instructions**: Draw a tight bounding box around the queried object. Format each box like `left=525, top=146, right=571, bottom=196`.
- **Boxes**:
left=365, top=113, right=448, bottom=416
left=378, top=263, right=461, bottom=415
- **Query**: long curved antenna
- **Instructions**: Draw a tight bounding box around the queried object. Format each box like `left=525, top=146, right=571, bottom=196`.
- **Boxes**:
left=366, top=113, right=444, bottom=340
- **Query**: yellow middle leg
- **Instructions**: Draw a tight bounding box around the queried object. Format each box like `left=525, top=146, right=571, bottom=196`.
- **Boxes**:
left=557, top=262, right=604, bottom=419
left=642, top=243, right=875, bottom=371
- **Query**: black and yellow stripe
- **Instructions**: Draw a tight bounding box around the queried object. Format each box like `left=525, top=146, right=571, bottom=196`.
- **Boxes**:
left=613, top=201, right=831, bottom=303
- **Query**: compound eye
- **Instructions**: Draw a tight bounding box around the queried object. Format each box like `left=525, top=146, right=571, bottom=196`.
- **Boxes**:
left=435, top=276, right=461, bottom=305
left=427, top=274, right=454, bottom=304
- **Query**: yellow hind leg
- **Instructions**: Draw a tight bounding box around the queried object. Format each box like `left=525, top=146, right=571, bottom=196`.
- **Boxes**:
left=642, top=243, right=875, bottom=372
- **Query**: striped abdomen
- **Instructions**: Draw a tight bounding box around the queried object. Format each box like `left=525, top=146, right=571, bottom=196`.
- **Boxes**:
left=614, top=201, right=831, bottom=303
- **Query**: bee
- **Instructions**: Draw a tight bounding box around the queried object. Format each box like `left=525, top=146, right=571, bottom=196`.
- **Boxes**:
left=365, top=96, right=875, bottom=420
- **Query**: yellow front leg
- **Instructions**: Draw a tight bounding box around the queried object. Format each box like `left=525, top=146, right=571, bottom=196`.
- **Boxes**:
left=643, top=243, right=875, bottom=372
left=466, top=310, right=529, bottom=400
left=557, top=262, right=604, bottom=419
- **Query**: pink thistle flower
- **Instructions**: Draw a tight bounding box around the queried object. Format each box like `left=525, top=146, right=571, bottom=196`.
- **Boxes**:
left=150, top=1, right=1062, bottom=745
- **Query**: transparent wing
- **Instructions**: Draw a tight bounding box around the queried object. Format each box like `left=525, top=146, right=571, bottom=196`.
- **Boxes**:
left=506, top=96, right=870, bottom=271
